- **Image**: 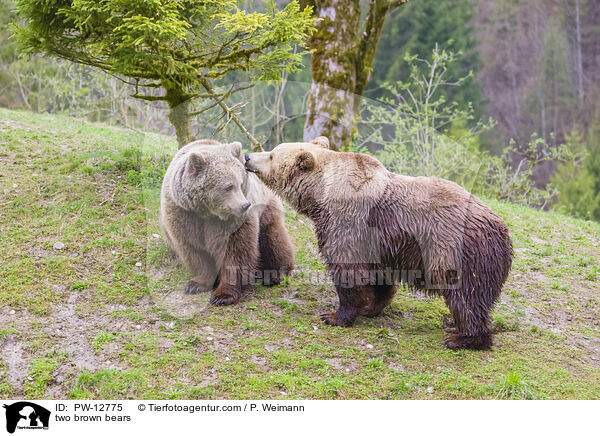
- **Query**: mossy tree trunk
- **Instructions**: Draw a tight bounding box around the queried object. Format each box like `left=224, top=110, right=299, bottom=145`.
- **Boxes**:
left=165, top=85, right=195, bottom=148
left=301, top=0, right=409, bottom=151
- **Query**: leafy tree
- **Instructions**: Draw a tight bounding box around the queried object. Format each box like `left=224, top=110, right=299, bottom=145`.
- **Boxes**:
left=14, top=0, right=314, bottom=148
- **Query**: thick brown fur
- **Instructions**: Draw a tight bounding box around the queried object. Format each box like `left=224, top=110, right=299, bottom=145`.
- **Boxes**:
left=160, top=139, right=294, bottom=306
left=245, top=137, right=513, bottom=350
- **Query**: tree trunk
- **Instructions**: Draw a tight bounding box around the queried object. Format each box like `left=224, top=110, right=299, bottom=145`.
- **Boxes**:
left=575, top=0, right=584, bottom=111
left=165, top=85, right=195, bottom=148
left=303, top=0, right=360, bottom=151
left=302, top=0, right=408, bottom=151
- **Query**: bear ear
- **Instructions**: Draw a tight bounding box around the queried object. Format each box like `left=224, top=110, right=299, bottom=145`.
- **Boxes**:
left=186, top=153, right=206, bottom=177
left=227, top=141, right=243, bottom=161
left=296, top=150, right=316, bottom=172
left=310, top=136, right=329, bottom=149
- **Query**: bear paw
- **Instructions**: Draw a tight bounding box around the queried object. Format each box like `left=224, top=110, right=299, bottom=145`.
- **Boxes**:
left=209, top=293, right=240, bottom=306
left=320, top=312, right=340, bottom=326
left=184, top=279, right=211, bottom=294
left=444, top=333, right=492, bottom=350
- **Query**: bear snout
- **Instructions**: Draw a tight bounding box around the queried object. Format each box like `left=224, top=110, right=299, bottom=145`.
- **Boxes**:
left=244, top=154, right=250, bottom=162
left=244, top=152, right=270, bottom=174
left=244, top=160, right=257, bottom=173
left=242, top=202, right=251, bottom=212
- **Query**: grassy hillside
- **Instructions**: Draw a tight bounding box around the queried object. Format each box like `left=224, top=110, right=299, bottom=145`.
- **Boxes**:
left=1, top=108, right=599, bottom=400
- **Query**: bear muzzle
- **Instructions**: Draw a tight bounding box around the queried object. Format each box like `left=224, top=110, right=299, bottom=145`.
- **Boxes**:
left=244, top=152, right=270, bottom=174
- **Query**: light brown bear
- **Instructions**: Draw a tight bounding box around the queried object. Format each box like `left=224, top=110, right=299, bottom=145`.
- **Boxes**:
left=245, top=137, right=513, bottom=349
left=160, top=139, right=294, bottom=305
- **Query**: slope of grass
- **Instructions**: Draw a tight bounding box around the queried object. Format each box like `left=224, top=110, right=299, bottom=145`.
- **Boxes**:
left=1, top=108, right=599, bottom=400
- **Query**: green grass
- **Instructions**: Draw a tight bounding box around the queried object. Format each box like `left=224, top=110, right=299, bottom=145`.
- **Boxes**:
left=1, top=108, right=599, bottom=399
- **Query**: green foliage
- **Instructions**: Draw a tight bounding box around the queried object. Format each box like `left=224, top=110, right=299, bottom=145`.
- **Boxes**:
left=14, top=0, right=313, bottom=84
left=369, top=0, right=483, bottom=117
left=13, top=0, right=315, bottom=145
left=358, top=46, right=485, bottom=176
left=356, top=47, right=576, bottom=208
left=552, top=124, right=600, bottom=221
left=113, top=147, right=170, bottom=188
left=496, top=370, right=536, bottom=400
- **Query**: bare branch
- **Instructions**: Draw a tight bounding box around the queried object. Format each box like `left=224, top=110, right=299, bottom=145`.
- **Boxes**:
left=199, top=76, right=263, bottom=151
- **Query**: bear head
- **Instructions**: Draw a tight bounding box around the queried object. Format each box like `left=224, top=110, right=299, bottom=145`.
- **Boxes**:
left=245, top=136, right=388, bottom=215
left=244, top=136, right=329, bottom=195
left=175, top=141, right=252, bottom=221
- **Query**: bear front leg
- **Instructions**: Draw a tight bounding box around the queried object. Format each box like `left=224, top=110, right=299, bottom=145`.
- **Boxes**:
left=320, top=264, right=372, bottom=327
left=210, top=218, right=259, bottom=306
left=257, top=198, right=294, bottom=286
left=179, top=247, right=219, bottom=294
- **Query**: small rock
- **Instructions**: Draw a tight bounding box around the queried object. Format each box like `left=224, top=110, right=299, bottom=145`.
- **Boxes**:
left=225, top=357, right=231, bottom=361
left=265, top=345, right=276, bottom=352
left=12, top=183, right=17, bottom=188
left=111, top=250, right=117, bottom=255
left=55, top=375, right=65, bottom=383
left=165, top=321, right=175, bottom=332
left=152, top=233, right=160, bottom=239
left=9, top=310, right=15, bottom=315
left=280, top=391, right=287, bottom=396
left=312, top=326, right=319, bottom=330
left=135, top=325, right=141, bottom=330
left=27, top=377, right=33, bottom=381
left=2, top=189, right=9, bottom=195
left=207, top=336, right=214, bottom=341
left=135, top=262, right=142, bottom=267
left=53, top=242, right=65, bottom=250
left=366, top=344, right=374, bottom=349
left=427, top=387, right=434, bottom=394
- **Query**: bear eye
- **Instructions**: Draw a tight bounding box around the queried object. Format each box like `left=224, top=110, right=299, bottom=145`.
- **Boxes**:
left=269, top=155, right=273, bottom=161
left=225, top=185, right=234, bottom=192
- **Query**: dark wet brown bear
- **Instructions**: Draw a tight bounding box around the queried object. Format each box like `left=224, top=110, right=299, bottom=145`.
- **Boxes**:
left=245, top=137, right=513, bottom=350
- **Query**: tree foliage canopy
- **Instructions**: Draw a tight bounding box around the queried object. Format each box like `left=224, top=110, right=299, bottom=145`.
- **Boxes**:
left=14, top=0, right=315, bottom=147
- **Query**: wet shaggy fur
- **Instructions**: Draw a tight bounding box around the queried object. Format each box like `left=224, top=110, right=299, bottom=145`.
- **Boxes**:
left=160, top=139, right=294, bottom=306
left=245, top=137, right=513, bottom=350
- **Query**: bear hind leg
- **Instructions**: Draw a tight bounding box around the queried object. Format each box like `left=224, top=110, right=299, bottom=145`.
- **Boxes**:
left=443, top=292, right=493, bottom=350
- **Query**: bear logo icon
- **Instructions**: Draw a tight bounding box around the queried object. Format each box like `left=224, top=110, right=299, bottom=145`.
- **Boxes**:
left=3, top=402, right=50, bottom=433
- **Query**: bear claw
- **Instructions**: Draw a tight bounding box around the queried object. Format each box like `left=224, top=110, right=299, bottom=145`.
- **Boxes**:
left=320, top=312, right=339, bottom=326
left=210, top=294, right=239, bottom=306
left=184, top=279, right=211, bottom=294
